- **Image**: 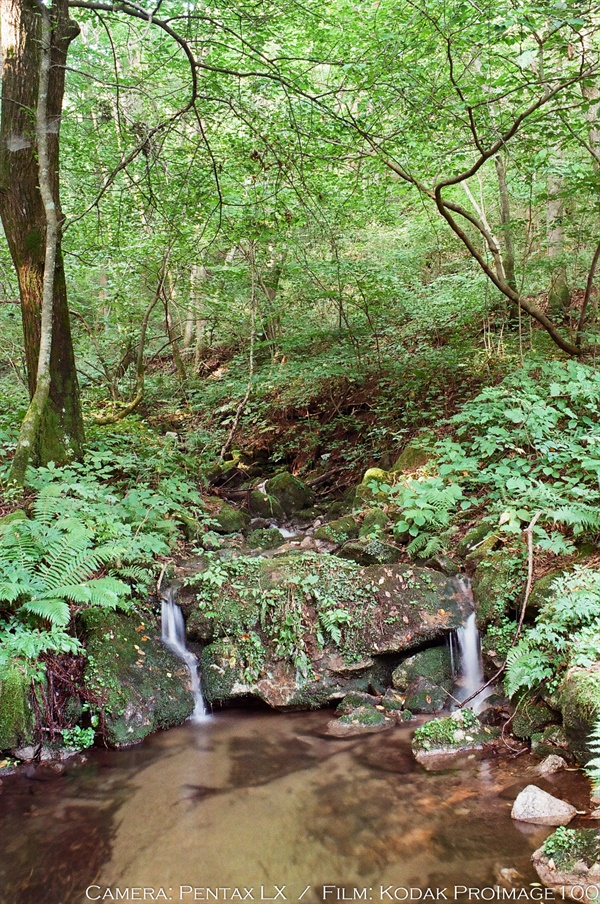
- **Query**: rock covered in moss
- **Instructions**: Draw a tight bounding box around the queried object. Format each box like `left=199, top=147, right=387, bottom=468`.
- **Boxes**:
left=336, top=537, right=400, bottom=565
left=266, top=472, right=315, bottom=515
left=531, top=724, right=571, bottom=759
left=326, top=702, right=392, bottom=737
left=529, top=569, right=567, bottom=612
left=471, top=547, right=525, bottom=627
left=313, top=515, right=359, bottom=543
left=392, top=646, right=452, bottom=691
left=189, top=554, right=472, bottom=709
left=0, top=665, right=34, bottom=751
left=559, top=666, right=600, bottom=762
left=81, top=610, right=194, bottom=748
left=390, top=436, right=434, bottom=473
left=248, top=491, right=285, bottom=519
left=533, top=830, right=600, bottom=900
left=412, top=709, right=498, bottom=759
left=247, top=527, right=284, bottom=549
left=512, top=696, right=559, bottom=740
left=359, top=508, right=388, bottom=537
left=355, top=468, right=395, bottom=504
left=456, top=521, right=495, bottom=559
left=211, top=501, right=250, bottom=534
left=335, top=692, right=381, bottom=714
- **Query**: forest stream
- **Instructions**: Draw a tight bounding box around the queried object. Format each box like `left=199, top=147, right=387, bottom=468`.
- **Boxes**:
left=0, top=709, right=593, bottom=904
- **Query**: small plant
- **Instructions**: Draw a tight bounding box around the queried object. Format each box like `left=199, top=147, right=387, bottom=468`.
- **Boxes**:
left=412, top=709, right=486, bottom=751
left=542, top=827, right=600, bottom=869
left=60, top=725, right=96, bottom=750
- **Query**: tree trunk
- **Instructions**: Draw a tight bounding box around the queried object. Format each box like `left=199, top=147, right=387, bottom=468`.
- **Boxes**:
left=547, top=151, right=570, bottom=317
left=494, top=154, right=517, bottom=293
left=0, top=0, right=84, bottom=470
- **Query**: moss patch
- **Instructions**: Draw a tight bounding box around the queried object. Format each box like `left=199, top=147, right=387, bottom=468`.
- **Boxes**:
left=0, top=665, right=34, bottom=750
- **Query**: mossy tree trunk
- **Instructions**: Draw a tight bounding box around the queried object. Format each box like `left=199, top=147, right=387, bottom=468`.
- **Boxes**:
left=0, top=0, right=84, bottom=481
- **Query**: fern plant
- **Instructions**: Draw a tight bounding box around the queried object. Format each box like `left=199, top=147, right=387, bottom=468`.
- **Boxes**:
left=387, top=476, right=467, bottom=558
left=0, top=514, right=131, bottom=628
left=585, top=717, right=600, bottom=793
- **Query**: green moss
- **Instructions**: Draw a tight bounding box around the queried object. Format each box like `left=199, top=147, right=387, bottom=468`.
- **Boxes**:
left=339, top=703, right=385, bottom=727
left=391, top=436, right=434, bottom=473
left=0, top=666, right=34, bottom=750
left=336, top=692, right=378, bottom=714
left=314, top=515, right=359, bottom=543
left=266, top=472, right=315, bottom=514
left=471, top=547, right=526, bottom=627
left=81, top=610, right=193, bottom=748
left=412, top=709, right=497, bottom=752
left=404, top=678, right=449, bottom=713
left=248, top=491, right=285, bottom=519
left=247, top=527, right=284, bottom=549
left=512, top=695, right=558, bottom=740
left=212, top=502, right=250, bottom=534
left=542, top=827, right=600, bottom=870
left=392, top=646, right=452, bottom=691
left=336, top=537, right=400, bottom=565
left=456, top=521, right=494, bottom=559
left=559, top=667, right=600, bottom=762
left=359, top=508, right=388, bottom=537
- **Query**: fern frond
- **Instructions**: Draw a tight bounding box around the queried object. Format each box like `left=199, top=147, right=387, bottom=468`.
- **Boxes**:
left=21, top=598, right=71, bottom=627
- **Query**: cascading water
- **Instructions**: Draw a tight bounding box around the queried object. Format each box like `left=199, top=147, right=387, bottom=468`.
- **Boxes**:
left=454, top=611, right=491, bottom=713
left=161, top=592, right=207, bottom=720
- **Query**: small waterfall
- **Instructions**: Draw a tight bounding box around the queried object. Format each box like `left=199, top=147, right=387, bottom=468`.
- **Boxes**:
left=454, top=611, right=491, bottom=713
left=161, top=594, right=206, bottom=720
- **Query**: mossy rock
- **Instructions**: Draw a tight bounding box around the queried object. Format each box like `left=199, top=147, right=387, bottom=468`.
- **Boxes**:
left=456, top=521, right=495, bottom=559
left=314, top=515, right=359, bottom=543
left=471, top=547, right=524, bottom=628
left=423, top=554, right=460, bottom=577
left=392, top=646, right=452, bottom=691
left=382, top=688, right=405, bottom=713
left=212, top=502, right=250, bottom=534
left=529, top=570, right=566, bottom=612
left=0, top=665, right=34, bottom=751
left=559, top=666, right=600, bottom=762
left=355, top=468, right=395, bottom=504
left=412, top=709, right=498, bottom=755
left=512, top=696, right=559, bottom=740
left=339, top=703, right=386, bottom=727
left=336, top=692, right=381, bottom=715
left=266, top=472, right=315, bottom=515
left=465, top=534, right=500, bottom=567
left=359, top=508, right=388, bottom=538
left=248, top=491, right=285, bottom=519
left=336, top=537, right=400, bottom=565
left=173, top=511, right=203, bottom=541
left=531, top=725, right=571, bottom=758
left=404, top=677, right=450, bottom=713
left=81, top=610, right=194, bottom=748
left=391, top=435, right=434, bottom=473
left=247, top=527, right=284, bottom=549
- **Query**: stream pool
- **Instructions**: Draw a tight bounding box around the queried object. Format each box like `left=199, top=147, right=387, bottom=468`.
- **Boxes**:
left=0, top=710, right=593, bottom=904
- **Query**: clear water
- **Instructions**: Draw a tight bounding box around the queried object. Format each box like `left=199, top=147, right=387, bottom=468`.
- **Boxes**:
left=0, top=710, right=591, bottom=904
left=455, top=613, right=492, bottom=714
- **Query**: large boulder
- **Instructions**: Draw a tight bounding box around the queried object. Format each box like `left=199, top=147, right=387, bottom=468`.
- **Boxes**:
left=0, top=664, right=35, bottom=751
left=313, top=515, right=359, bottom=543
left=185, top=554, right=472, bottom=709
left=81, top=610, right=194, bottom=748
left=266, top=472, right=315, bottom=515
left=471, top=547, right=524, bottom=627
left=511, top=785, right=577, bottom=826
left=336, top=537, right=401, bottom=565
left=392, top=646, right=453, bottom=714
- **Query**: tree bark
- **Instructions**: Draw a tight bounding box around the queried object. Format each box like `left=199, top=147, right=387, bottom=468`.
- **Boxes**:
left=0, top=0, right=84, bottom=472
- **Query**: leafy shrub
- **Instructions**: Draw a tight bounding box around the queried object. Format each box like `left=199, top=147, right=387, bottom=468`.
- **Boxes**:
left=505, top=567, right=600, bottom=698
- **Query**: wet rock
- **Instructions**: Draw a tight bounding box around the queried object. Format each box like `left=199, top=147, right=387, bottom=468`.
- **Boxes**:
left=336, top=692, right=381, bottom=715
left=534, top=755, right=567, bottom=776
left=531, top=725, right=571, bottom=759
left=423, top=554, right=460, bottom=576
left=381, top=688, right=405, bottom=715
left=457, top=521, right=495, bottom=559
left=81, top=610, right=194, bottom=748
left=266, top=472, right=315, bottom=515
left=325, top=703, right=393, bottom=738
left=404, top=677, right=450, bottom=714
left=511, top=785, right=577, bottom=825
left=532, top=838, right=600, bottom=901
left=412, top=710, right=498, bottom=763
left=336, top=537, right=400, bottom=565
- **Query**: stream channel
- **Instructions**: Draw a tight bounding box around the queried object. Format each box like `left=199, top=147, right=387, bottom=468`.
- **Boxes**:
left=0, top=707, right=593, bottom=904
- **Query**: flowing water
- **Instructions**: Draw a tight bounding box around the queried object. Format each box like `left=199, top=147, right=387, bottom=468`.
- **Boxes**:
left=0, top=710, right=592, bottom=904
left=453, top=613, right=492, bottom=714
left=161, top=595, right=206, bottom=720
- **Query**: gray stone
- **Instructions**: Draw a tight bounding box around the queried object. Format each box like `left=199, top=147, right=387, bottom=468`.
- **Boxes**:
left=534, top=755, right=567, bottom=776
left=511, top=784, right=577, bottom=826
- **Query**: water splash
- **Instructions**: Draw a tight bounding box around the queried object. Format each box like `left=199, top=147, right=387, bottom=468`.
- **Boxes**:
left=161, top=593, right=207, bottom=720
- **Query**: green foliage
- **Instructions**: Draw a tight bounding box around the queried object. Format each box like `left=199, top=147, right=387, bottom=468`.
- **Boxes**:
left=412, top=709, right=485, bottom=751
left=505, top=567, right=600, bottom=698
left=542, top=827, right=600, bottom=870
left=585, top=717, right=600, bottom=795
left=0, top=510, right=131, bottom=629
left=60, top=724, right=96, bottom=750
left=388, top=476, right=467, bottom=558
